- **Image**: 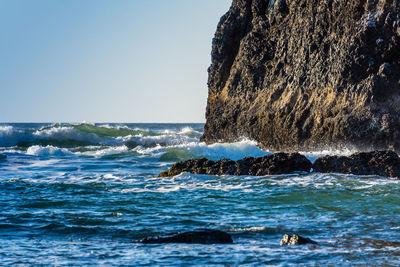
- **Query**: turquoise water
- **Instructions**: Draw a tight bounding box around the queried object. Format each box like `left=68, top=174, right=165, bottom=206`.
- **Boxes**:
left=0, top=123, right=399, bottom=265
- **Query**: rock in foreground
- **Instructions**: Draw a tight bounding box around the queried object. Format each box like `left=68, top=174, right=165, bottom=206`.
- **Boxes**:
left=313, top=150, right=400, bottom=178
left=202, top=0, right=400, bottom=152
left=280, top=234, right=317, bottom=245
left=159, top=153, right=312, bottom=177
left=141, top=230, right=233, bottom=244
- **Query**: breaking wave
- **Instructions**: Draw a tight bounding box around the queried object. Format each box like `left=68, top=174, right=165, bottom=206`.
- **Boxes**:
left=26, top=145, right=72, bottom=156
left=0, top=123, right=363, bottom=161
left=0, top=124, right=202, bottom=148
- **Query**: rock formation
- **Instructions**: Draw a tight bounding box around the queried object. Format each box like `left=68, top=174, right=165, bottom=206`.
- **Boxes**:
left=141, top=229, right=233, bottom=244
left=280, top=234, right=317, bottom=245
left=159, top=153, right=312, bottom=177
left=313, top=150, right=400, bottom=177
left=201, top=0, right=400, bottom=152
left=159, top=150, right=400, bottom=178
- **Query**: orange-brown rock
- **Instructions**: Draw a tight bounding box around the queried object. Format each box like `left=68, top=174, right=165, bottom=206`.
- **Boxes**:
left=201, top=0, right=400, bottom=152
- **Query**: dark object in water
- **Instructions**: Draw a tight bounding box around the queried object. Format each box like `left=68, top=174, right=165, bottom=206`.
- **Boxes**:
left=159, top=152, right=312, bottom=177
left=0, top=154, right=7, bottom=160
left=280, top=234, right=317, bottom=245
left=313, top=150, right=400, bottom=178
left=141, top=229, right=233, bottom=244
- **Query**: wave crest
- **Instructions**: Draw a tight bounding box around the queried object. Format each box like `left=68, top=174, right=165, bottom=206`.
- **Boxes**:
left=26, top=145, right=72, bottom=156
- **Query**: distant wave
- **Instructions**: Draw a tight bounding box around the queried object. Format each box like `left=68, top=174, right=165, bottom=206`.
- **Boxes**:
left=26, top=145, right=72, bottom=156
left=152, top=139, right=270, bottom=161
left=0, top=126, right=33, bottom=147
left=1, top=123, right=364, bottom=162
left=0, top=124, right=202, bottom=148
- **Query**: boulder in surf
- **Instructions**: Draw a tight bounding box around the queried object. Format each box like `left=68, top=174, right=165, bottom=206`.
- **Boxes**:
left=313, top=150, right=400, bottom=178
left=280, top=234, right=317, bottom=245
left=159, top=153, right=312, bottom=177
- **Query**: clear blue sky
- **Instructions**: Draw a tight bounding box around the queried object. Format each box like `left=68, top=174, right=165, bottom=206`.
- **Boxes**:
left=0, top=0, right=232, bottom=123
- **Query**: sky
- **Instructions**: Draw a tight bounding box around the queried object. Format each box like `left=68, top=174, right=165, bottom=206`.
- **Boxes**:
left=0, top=0, right=232, bottom=123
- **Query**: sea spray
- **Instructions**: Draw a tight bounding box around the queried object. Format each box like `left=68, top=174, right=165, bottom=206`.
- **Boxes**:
left=2, top=123, right=400, bottom=265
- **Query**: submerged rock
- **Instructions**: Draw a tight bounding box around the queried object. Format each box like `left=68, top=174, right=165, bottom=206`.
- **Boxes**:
left=159, top=153, right=312, bottom=177
left=201, top=0, right=400, bottom=153
left=313, top=150, right=400, bottom=178
left=141, top=230, right=233, bottom=244
left=0, top=154, right=6, bottom=160
left=280, top=234, right=317, bottom=245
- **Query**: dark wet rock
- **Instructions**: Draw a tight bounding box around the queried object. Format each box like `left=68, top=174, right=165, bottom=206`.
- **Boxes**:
left=280, top=234, right=317, bottom=245
left=159, top=158, right=216, bottom=177
left=141, top=229, right=233, bottom=244
left=313, top=150, right=400, bottom=178
left=249, top=152, right=311, bottom=176
left=201, top=0, right=400, bottom=153
left=0, top=154, right=7, bottom=160
left=159, top=153, right=312, bottom=177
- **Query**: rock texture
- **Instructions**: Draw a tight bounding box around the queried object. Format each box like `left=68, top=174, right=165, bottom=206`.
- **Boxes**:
left=159, top=153, right=312, bottom=177
left=141, top=230, right=233, bottom=244
left=313, top=150, right=400, bottom=177
left=202, top=0, right=400, bottom=152
left=280, top=234, right=317, bottom=245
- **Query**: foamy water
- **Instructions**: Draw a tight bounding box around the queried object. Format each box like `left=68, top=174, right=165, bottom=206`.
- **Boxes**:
left=1, top=123, right=399, bottom=265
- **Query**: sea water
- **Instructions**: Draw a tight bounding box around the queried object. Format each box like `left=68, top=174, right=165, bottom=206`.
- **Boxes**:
left=0, top=123, right=399, bottom=265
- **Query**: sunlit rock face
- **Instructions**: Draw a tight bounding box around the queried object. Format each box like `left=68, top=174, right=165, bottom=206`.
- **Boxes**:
left=201, top=0, right=400, bottom=152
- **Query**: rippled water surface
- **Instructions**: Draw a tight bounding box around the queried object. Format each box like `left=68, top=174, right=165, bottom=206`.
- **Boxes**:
left=1, top=123, right=399, bottom=265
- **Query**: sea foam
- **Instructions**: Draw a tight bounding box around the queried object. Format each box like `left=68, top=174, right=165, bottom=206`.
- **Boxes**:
left=26, top=145, right=72, bottom=156
left=151, top=139, right=270, bottom=161
left=0, top=126, right=33, bottom=147
left=33, top=126, right=97, bottom=143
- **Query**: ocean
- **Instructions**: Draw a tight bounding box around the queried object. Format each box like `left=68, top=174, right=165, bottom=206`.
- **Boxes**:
left=0, top=123, right=399, bottom=265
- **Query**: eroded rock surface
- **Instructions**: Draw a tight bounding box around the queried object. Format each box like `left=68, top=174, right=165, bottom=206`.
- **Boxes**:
left=141, top=230, right=233, bottom=244
left=202, top=0, right=400, bottom=152
left=159, top=153, right=312, bottom=177
left=313, top=150, right=400, bottom=178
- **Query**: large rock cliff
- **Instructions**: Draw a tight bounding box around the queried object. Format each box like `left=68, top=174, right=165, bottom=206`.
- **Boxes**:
left=201, top=0, right=400, bottom=152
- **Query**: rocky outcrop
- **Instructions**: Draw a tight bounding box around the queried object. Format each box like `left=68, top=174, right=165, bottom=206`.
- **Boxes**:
left=280, top=234, right=317, bottom=245
left=202, top=0, right=400, bottom=152
left=313, top=150, right=400, bottom=178
left=159, top=150, right=400, bottom=178
left=141, top=230, right=233, bottom=244
left=159, top=153, right=312, bottom=177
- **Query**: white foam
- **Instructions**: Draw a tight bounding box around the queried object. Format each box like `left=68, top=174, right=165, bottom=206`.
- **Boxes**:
left=149, top=139, right=270, bottom=161
left=301, top=149, right=358, bottom=163
left=122, top=133, right=198, bottom=148
left=178, top=126, right=202, bottom=136
left=79, top=145, right=130, bottom=157
left=98, top=124, right=124, bottom=129
left=26, top=145, right=72, bottom=156
left=33, top=126, right=99, bottom=143
left=0, top=126, right=33, bottom=147
left=230, top=226, right=269, bottom=232
left=195, top=139, right=268, bottom=160
left=179, top=126, right=195, bottom=134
